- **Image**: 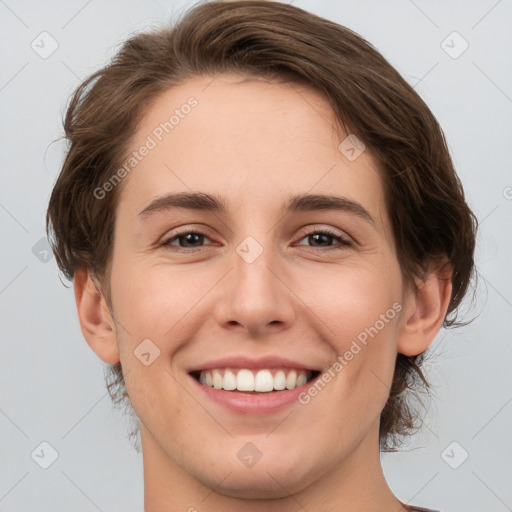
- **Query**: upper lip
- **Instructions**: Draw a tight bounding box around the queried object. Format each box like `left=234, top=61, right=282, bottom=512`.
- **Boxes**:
left=188, top=356, right=320, bottom=373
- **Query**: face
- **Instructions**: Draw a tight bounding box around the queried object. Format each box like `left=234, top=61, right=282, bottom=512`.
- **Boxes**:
left=105, top=73, right=414, bottom=498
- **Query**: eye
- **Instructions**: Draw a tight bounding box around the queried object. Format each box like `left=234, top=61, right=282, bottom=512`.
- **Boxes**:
left=161, top=230, right=213, bottom=251
left=295, top=228, right=352, bottom=250
left=160, top=227, right=352, bottom=253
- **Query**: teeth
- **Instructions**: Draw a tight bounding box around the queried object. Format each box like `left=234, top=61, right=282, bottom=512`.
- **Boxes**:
left=197, top=368, right=312, bottom=392
left=237, top=369, right=254, bottom=391
left=223, top=369, right=237, bottom=391
left=274, top=370, right=286, bottom=390
left=296, top=372, right=307, bottom=387
left=286, top=369, right=297, bottom=390
left=212, top=370, right=223, bottom=389
left=254, top=369, right=274, bottom=392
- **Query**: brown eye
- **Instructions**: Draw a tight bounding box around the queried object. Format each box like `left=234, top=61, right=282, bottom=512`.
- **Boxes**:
left=296, top=229, right=352, bottom=250
left=161, top=231, right=213, bottom=250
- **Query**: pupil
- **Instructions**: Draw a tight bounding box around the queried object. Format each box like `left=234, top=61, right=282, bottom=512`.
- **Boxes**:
left=182, top=233, right=203, bottom=247
left=311, top=233, right=330, bottom=246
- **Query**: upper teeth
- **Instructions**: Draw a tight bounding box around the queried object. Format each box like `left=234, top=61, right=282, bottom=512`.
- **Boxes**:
left=198, top=368, right=311, bottom=392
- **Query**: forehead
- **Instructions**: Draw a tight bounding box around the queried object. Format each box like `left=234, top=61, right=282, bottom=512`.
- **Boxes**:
left=117, top=73, right=386, bottom=221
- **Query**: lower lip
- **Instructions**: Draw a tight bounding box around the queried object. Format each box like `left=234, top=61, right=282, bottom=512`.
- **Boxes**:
left=190, top=374, right=317, bottom=415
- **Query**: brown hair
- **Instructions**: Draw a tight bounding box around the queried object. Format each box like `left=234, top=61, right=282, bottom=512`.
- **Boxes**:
left=46, top=0, right=477, bottom=452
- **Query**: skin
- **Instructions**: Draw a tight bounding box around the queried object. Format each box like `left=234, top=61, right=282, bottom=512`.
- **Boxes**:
left=74, top=73, right=452, bottom=511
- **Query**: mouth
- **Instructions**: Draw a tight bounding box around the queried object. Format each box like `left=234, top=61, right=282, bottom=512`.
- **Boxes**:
left=190, top=367, right=321, bottom=394
left=187, top=356, right=323, bottom=414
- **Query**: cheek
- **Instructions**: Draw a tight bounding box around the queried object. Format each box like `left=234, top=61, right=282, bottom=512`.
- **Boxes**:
left=117, top=328, right=187, bottom=436
left=109, top=265, right=189, bottom=411
left=304, top=263, right=401, bottom=406
left=304, top=260, right=402, bottom=340
left=110, top=259, right=207, bottom=342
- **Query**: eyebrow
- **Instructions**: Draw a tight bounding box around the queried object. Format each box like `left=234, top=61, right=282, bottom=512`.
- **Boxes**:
left=138, top=191, right=375, bottom=227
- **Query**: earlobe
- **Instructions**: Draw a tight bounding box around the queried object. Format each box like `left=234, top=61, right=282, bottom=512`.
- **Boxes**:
left=73, top=268, right=120, bottom=364
left=397, top=265, right=453, bottom=356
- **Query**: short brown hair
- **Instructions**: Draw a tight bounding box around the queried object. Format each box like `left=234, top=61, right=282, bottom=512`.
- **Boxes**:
left=46, top=0, right=477, bottom=451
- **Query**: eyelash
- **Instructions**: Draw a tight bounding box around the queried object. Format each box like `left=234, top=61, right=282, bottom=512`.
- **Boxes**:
left=160, top=227, right=352, bottom=253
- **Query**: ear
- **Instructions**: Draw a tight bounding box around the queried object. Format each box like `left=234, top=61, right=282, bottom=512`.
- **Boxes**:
left=73, top=267, right=120, bottom=364
left=397, top=263, right=453, bottom=356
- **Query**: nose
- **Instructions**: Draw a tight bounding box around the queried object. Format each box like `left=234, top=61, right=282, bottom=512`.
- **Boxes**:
left=213, top=239, right=296, bottom=337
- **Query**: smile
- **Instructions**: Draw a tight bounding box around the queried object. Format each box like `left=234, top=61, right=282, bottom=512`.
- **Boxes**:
left=193, top=368, right=320, bottom=393
left=188, top=356, right=323, bottom=414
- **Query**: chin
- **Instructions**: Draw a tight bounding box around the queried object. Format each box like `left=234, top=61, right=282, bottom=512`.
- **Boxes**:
left=200, top=468, right=310, bottom=500
left=192, top=446, right=322, bottom=500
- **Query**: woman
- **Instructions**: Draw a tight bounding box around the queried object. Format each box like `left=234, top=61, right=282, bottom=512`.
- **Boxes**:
left=46, top=1, right=477, bottom=510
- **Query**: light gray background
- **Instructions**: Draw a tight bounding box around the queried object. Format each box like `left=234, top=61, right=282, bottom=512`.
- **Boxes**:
left=1, top=1, right=511, bottom=511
